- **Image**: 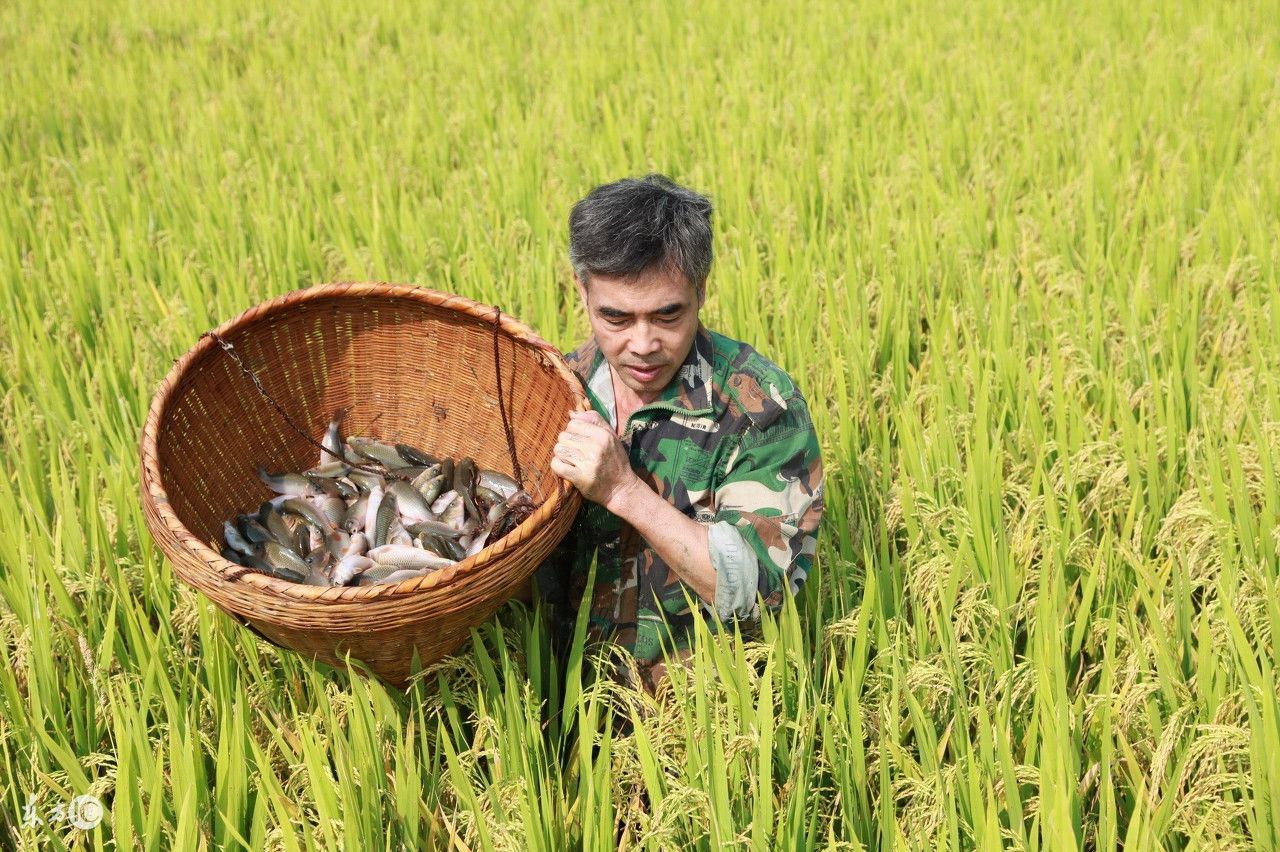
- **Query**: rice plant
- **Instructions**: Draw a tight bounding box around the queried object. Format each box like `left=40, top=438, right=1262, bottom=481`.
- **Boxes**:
left=2, top=0, right=1278, bottom=847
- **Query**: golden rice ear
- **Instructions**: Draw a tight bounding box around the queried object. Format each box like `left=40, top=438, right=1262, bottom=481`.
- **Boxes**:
left=140, top=282, right=589, bottom=688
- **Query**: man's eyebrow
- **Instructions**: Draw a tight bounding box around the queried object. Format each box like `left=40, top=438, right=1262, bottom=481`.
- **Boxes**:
left=597, top=302, right=687, bottom=319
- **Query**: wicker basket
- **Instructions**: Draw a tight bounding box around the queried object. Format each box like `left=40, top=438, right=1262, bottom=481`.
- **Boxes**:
left=139, top=282, right=587, bottom=687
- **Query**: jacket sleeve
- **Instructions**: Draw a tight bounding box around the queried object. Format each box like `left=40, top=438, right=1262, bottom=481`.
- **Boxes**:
left=711, top=394, right=824, bottom=617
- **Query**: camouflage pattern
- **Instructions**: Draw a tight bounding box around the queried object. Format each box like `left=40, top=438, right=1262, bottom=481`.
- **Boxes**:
left=536, top=323, right=824, bottom=678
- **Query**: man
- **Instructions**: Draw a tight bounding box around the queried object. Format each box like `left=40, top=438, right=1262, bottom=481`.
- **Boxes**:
left=530, top=174, right=824, bottom=691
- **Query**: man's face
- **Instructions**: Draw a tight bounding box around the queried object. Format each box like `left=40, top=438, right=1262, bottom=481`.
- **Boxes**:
left=577, top=265, right=704, bottom=403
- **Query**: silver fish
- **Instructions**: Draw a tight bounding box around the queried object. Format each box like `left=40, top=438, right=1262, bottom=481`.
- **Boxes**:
left=257, top=465, right=318, bottom=498
left=395, top=443, right=438, bottom=467
left=273, top=495, right=334, bottom=531
left=438, top=535, right=465, bottom=561
left=345, top=532, right=370, bottom=557
left=417, top=474, right=447, bottom=506
left=372, top=490, right=398, bottom=549
left=478, top=470, right=520, bottom=500
left=264, top=541, right=309, bottom=579
left=430, top=489, right=458, bottom=516
left=237, top=514, right=272, bottom=545
left=453, top=457, right=480, bottom=522
left=367, top=544, right=456, bottom=570
left=344, top=491, right=369, bottom=532
left=331, top=554, right=374, bottom=586
left=387, top=481, right=434, bottom=524
left=223, top=521, right=255, bottom=557
left=440, top=493, right=465, bottom=530
left=303, top=550, right=332, bottom=585
left=363, top=485, right=384, bottom=540
left=474, top=485, right=502, bottom=506
left=358, top=565, right=434, bottom=586
left=465, top=527, right=491, bottom=558
left=306, top=461, right=351, bottom=479
left=405, top=519, right=464, bottom=540
left=348, top=437, right=415, bottom=469
left=348, top=470, right=383, bottom=494
left=258, top=502, right=295, bottom=546
left=323, top=527, right=351, bottom=560
left=320, top=408, right=349, bottom=467
left=411, top=464, right=443, bottom=491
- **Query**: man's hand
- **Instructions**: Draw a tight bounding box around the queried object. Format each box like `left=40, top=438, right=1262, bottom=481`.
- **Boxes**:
left=550, top=410, right=641, bottom=510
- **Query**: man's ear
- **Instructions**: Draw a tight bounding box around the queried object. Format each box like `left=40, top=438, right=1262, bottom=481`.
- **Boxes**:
left=574, top=273, right=588, bottom=307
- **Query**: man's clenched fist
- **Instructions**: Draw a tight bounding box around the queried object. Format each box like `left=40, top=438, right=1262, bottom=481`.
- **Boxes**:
left=550, top=410, right=642, bottom=511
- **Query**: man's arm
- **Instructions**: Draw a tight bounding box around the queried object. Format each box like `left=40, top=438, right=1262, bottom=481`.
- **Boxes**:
left=708, top=395, right=824, bottom=616
left=604, top=478, right=717, bottom=607
left=550, top=411, right=719, bottom=609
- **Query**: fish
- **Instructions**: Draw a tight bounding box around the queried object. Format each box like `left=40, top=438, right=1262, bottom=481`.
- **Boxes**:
left=223, top=521, right=255, bottom=557
left=323, top=527, right=351, bottom=561
left=367, top=545, right=456, bottom=571
left=395, top=443, right=438, bottom=467
left=343, top=491, right=369, bottom=532
left=478, top=470, right=520, bottom=500
left=257, top=502, right=295, bottom=546
left=237, top=515, right=273, bottom=545
left=257, top=465, right=318, bottom=498
left=416, top=474, right=448, bottom=506
left=439, top=493, right=465, bottom=530
left=430, top=489, right=458, bottom=516
left=474, top=485, right=502, bottom=505
left=372, top=490, right=398, bottom=548
left=465, top=528, right=491, bottom=558
left=331, top=554, right=374, bottom=586
left=411, top=464, right=442, bottom=491
left=306, top=461, right=351, bottom=479
left=348, top=437, right=415, bottom=469
left=220, top=408, right=541, bottom=588
left=453, top=457, right=480, bottom=523
left=347, top=470, right=383, bottom=493
left=222, top=547, right=302, bottom=582
left=320, top=408, right=348, bottom=467
left=303, top=473, right=346, bottom=499
left=357, top=565, right=434, bottom=586
left=264, top=541, right=310, bottom=580
left=387, top=481, right=435, bottom=524
left=363, top=484, right=384, bottom=541
left=314, top=495, right=348, bottom=528
left=302, top=551, right=332, bottom=586
left=273, top=495, right=334, bottom=532
left=405, top=519, right=464, bottom=540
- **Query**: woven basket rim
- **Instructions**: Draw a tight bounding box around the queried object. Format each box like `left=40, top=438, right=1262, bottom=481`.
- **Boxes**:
left=139, top=281, right=588, bottom=603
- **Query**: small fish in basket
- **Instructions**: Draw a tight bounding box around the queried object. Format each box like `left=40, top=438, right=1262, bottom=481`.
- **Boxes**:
left=218, top=410, right=536, bottom=586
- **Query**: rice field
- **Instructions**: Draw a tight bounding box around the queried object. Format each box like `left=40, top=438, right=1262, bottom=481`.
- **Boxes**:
left=3, top=0, right=1279, bottom=847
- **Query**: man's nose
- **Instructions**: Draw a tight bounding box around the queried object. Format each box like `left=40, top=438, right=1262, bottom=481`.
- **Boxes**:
left=629, top=327, right=662, bottom=356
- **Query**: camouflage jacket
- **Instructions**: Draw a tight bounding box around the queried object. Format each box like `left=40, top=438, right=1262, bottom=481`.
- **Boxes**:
left=536, top=323, right=824, bottom=666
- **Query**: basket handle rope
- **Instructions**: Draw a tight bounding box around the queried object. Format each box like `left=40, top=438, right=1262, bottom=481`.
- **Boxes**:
left=491, top=305, right=524, bottom=489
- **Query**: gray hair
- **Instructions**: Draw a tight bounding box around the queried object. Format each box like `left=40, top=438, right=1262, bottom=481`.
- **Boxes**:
left=568, top=174, right=714, bottom=292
